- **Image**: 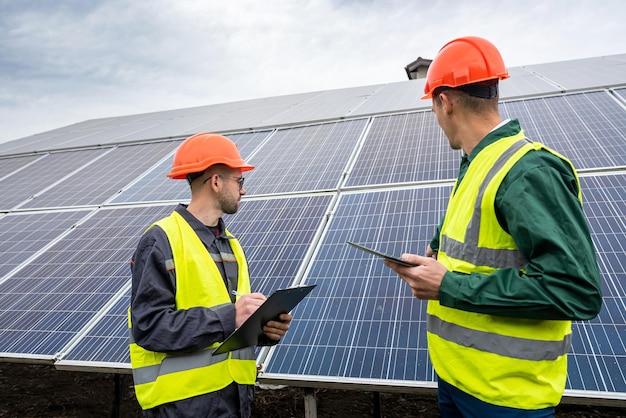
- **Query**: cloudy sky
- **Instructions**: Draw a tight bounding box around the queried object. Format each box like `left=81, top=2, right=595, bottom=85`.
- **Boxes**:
left=1, top=0, right=624, bottom=144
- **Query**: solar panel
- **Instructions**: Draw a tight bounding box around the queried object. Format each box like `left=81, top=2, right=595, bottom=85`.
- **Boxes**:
left=244, top=119, right=368, bottom=195
left=0, top=149, right=105, bottom=211
left=0, top=54, right=623, bottom=404
left=349, top=81, right=428, bottom=116
left=0, top=205, right=174, bottom=360
left=500, top=92, right=626, bottom=170
left=499, top=66, right=562, bottom=98
left=261, top=173, right=626, bottom=398
left=0, top=154, right=43, bottom=181
left=566, top=174, right=626, bottom=395
left=344, top=112, right=458, bottom=187
left=110, top=131, right=272, bottom=204
left=58, top=194, right=333, bottom=366
left=262, top=186, right=450, bottom=382
left=0, top=210, right=91, bottom=280
left=17, top=141, right=180, bottom=210
left=263, top=86, right=384, bottom=126
left=523, top=56, right=626, bottom=91
left=226, top=195, right=334, bottom=293
left=58, top=288, right=132, bottom=367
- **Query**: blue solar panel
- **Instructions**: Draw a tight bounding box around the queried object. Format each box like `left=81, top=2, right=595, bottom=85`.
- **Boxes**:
left=18, top=141, right=180, bottom=209
left=500, top=92, right=626, bottom=170
left=262, top=173, right=626, bottom=397
left=60, top=289, right=132, bottom=365
left=0, top=57, right=624, bottom=404
left=566, top=174, right=626, bottom=394
left=263, top=186, right=450, bottom=381
left=0, top=154, right=42, bottom=180
left=111, top=131, right=272, bottom=204
left=227, top=195, right=334, bottom=293
left=0, top=210, right=91, bottom=279
left=244, top=120, right=368, bottom=195
left=0, top=149, right=105, bottom=211
left=344, top=112, right=458, bottom=187
left=0, top=205, right=174, bottom=360
left=59, top=195, right=333, bottom=365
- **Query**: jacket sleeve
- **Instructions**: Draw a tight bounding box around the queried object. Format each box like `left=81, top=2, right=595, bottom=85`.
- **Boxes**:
left=130, top=227, right=237, bottom=353
left=439, top=151, right=603, bottom=320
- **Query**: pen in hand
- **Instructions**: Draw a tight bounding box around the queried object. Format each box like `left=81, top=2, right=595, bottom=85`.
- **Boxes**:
left=231, top=290, right=243, bottom=297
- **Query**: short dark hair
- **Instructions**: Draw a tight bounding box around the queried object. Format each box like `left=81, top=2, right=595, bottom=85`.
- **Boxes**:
left=432, top=84, right=499, bottom=114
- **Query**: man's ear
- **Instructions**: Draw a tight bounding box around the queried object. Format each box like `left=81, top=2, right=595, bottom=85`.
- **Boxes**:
left=209, top=173, right=220, bottom=189
left=438, top=92, right=453, bottom=115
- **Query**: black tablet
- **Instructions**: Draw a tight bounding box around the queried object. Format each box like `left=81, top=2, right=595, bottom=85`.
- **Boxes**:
left=213, top=284, right=316, bottom=355
left=347, top=241, right=418, bottom=267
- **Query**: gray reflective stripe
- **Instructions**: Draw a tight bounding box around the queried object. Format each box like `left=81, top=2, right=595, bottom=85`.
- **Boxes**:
left=164, top=259, right=174, bottom=270
left=221, top=252, right=237, bottom=263
left=209, top=252, right=236, bottom=262
left=209, top=252, right=221, bottom=262
left=231, top=346, right=255, bottom=360
left=132, top=348, right=228, bottom=385
left=442, top=138, right=529, bottom=269
left=132, top=345, right=255, bottom=386
left=428, top=314, right=572, bottom=361
left=441, top=236, right=526, bottom=269
left=128, top=303, right=233, bottom=356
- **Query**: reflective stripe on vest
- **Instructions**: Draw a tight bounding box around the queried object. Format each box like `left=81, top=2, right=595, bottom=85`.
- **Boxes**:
left=428, top=315, right=572, bottom=361
left=128, top=211, right=256, bottom=410
left=440, top=135, right=529, bottom=269
left=429, top=132, right=578, bottom=409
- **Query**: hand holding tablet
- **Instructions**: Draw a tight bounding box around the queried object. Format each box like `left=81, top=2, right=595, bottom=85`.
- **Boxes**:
left=347, top=241, right=419, bottom=267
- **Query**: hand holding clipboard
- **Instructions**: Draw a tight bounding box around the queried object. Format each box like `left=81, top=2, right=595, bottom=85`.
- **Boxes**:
left=213, top=284, right=316, bottom=355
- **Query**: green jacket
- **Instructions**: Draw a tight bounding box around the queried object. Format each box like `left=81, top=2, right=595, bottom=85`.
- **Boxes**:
left=430, top=119, right=602, bottom=320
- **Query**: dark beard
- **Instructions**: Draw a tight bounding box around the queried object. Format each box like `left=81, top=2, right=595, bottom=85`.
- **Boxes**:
left=218, top=191, right=239, bottom=214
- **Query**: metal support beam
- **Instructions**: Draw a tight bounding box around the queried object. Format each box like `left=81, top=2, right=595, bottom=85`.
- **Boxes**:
left=304, top=387, right=317, bottom=418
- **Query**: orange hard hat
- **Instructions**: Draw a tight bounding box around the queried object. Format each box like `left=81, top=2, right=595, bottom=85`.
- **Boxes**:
left=167, top=133, right=254, bottom=180
left=422, top=36, right=510, bottom=99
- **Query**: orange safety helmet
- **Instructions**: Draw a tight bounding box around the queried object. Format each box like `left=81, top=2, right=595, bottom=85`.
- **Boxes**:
left=166, top=133, right=254, bottom=180
left=422, top=36, right=510, bottom=99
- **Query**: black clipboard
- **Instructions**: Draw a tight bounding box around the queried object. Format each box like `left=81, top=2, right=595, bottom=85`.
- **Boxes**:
left=213, top=284, right=316, bottom=355
left=347, top=241, right=418, bottom=267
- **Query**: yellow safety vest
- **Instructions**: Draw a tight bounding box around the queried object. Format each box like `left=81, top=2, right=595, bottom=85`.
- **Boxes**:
left=429, top=130, right=580, bottom=409
left=128, top=211, right=256, bottom=410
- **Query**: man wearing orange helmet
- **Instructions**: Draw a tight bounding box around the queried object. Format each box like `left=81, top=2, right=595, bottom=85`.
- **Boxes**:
left=128, top=133, right=292, bottom=417
left=385, top=37, right=601, bottom=417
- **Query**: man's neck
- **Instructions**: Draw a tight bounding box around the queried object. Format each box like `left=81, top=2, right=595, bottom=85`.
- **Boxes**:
left=187, top=201, right=222, bottom=227
left=460, top=114, right=503, bottom=155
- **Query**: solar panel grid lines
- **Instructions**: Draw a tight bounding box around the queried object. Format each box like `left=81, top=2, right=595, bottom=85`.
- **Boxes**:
left=224, top=194, right=335, bottom=293
left=18, top=141, right=180, bottom=210
left=499, top=92, right=626, bottom=170
left=0, top=209, right=92, bottom=281
left=614, top=87, right=626, bottom=102
left=59, top=194, right=334, bottom=366
left=110, top=130, right=272, bottom=204
left=243, top=119, right=368, bottom=196
left=106, top=146, right=180, bottom=204
left=0, top=149, right=108, bottom=211
left=55, top=285, right=132, bottom=369
left=263, top=186, right=450, bottom=383
left=343, top=111, right=458, bottom=188
left=563, top=174, right=626, bottom=395
left=0, top=59, right=624, bottom=403
left=0, top=204, right=175, bottom=360
left=0, top=154, right=43, bottom=181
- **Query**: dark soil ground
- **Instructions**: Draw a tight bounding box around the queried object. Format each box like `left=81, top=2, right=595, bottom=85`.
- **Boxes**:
left=0, top=363, right=624, bottom=417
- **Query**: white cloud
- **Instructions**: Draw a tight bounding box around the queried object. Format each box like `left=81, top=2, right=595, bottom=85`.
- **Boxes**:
left=1, top=0, right=624, bottom=144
